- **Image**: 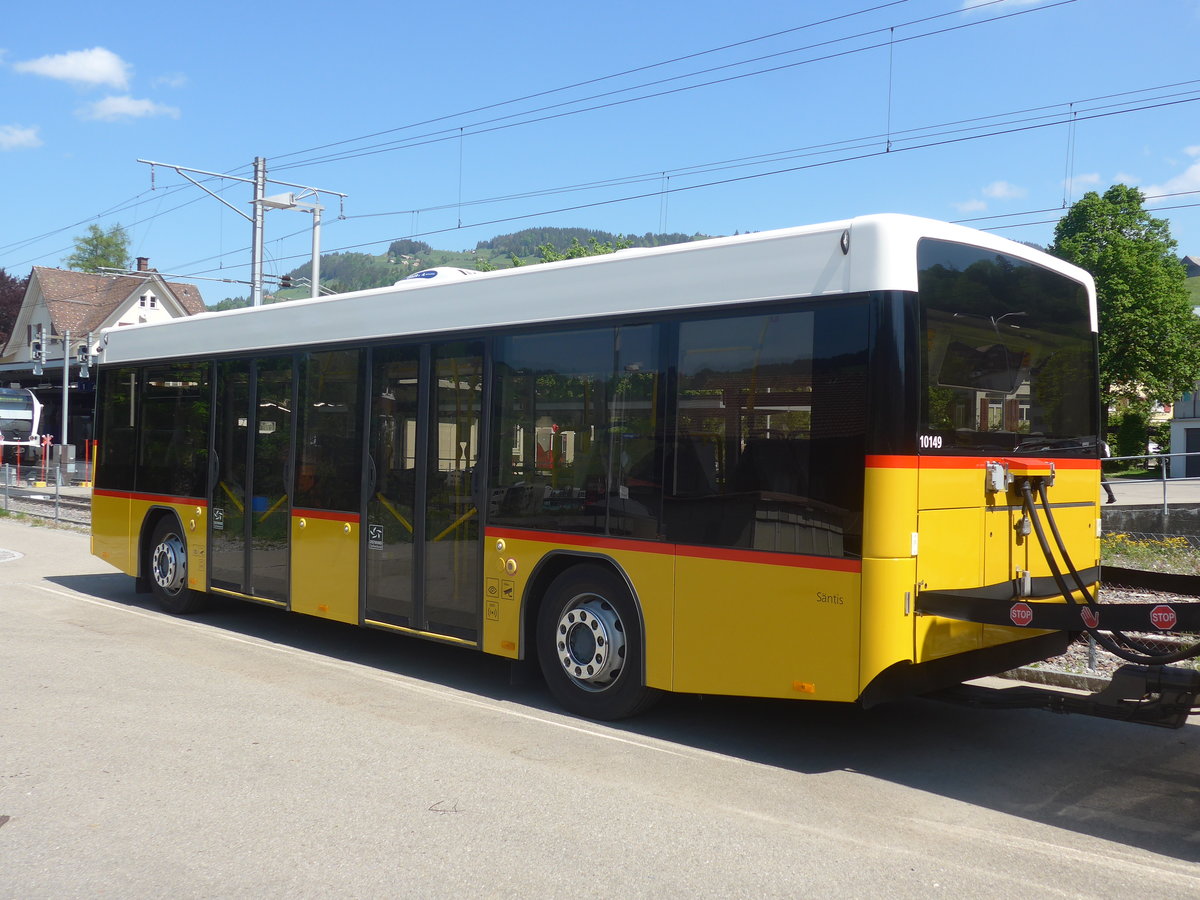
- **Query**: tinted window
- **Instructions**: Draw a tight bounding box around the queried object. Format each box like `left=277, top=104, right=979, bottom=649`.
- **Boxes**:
left=295, top=350, right=363, bottom=512
left=667, top=303, right=868, bottom=557
left=137, top=362, right=210, bottom=498
left=365, top=344, right=421, bottom=625
left=492, top=325, right=663, bottom=538
left=95, top=367, right=137, bottom=491
left=918, top=239, right=1097, bottom=454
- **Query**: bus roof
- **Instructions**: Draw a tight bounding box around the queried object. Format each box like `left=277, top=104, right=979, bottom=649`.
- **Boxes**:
left=98, top=214, right=1096, bottom=365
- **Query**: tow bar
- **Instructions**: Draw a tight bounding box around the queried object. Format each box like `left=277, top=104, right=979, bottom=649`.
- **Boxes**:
left=938, top=664, right=1200, bottom=729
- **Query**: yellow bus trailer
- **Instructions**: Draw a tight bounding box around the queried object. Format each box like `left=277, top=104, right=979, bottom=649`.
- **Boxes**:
left=90, top=214, right=1200, bottom=722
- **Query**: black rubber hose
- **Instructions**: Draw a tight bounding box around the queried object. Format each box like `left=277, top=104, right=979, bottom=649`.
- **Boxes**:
left=1036, top=480, right=1097, bottom=604
left=1034, top=479, right=1200, bottom=664
left=1019, top=480, right=1158, bottom=662
left=1021, top=480, right=1200, bottom=665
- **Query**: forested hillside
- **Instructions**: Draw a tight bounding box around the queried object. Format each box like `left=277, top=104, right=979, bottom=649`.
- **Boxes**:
left=476, top=227, right=703, bottom=258
left=210, top=226, right=708, bottom=309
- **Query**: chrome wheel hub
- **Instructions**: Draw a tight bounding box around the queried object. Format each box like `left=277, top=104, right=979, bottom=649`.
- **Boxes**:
left=554, top=596, right=626, bottom=690
left=152, top=534, right=187, bottom=595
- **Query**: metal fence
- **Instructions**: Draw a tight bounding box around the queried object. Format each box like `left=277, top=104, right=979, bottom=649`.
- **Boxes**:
left=1105, top=450, right=1200, bottom=515
left=0, top=464, right=90, bottom=526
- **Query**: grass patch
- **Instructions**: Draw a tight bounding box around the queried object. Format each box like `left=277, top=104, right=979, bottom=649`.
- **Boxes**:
left=1101, top=533, right=1200, bottom=575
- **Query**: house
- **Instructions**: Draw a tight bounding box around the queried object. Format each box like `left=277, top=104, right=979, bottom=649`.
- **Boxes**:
left=1171, top=388, right=1200, bottom=477
left=0, top=259, right=204, bottom=469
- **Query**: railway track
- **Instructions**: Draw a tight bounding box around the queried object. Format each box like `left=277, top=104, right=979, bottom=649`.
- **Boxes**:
left=0, top=486, right=92, bottom=525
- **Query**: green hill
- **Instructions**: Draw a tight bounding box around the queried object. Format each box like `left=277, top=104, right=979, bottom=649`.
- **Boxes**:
left=211, top=226, right=710, bottom=308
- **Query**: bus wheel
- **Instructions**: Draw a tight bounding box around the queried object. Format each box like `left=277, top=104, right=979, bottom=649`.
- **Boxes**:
left=537, top=565, right=660, bottom=720
left=149, top=517, right=206, bottom=615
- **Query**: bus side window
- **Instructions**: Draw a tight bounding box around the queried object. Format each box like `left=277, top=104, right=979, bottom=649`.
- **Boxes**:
left=491, top=324, right=664, bottom=538
left=667, top=304, right=867, bottom=557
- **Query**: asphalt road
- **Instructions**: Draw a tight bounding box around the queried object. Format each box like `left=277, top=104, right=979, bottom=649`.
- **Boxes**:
left=2, top=518, right=1200, bottom=898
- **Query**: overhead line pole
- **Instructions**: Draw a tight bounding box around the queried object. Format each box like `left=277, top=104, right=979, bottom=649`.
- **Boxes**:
left=136, top=157, right=346, bottom=305
left=251, top=158, right=266, bottom=306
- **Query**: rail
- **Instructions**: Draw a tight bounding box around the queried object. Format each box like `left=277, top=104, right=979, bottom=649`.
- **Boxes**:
left=0, top=465, right=91, bottom=526
left=1105, top=450, right=1200, bottom=517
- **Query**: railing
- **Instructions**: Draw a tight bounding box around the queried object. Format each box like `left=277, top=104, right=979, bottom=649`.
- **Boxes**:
left=1105, top=450, right=1200, bottom=516
left=0, top=464, right=90, bottom=526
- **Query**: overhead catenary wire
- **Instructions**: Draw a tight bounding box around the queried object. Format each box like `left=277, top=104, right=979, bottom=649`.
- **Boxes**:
left=264, top=0, right=921, bottom=168
left=6, top=0, right=1179, bottom=290
left=2, top=0, right=1076, bottom=275
left=270, top=0, right=1072, bottom=174
left=172, top=88, right=1200, bottom=279
left=15, top=2, right=924, bottom=257
left=2, top=4, right=923, bottom=270
left=337, top=80, right=1200, bottom=224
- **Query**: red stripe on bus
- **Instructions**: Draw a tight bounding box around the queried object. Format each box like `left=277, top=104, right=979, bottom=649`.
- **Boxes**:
left=673, top=543, right=862, bottom=572
left=487, top=527, right=666, bottom=556
left=865, top=455, right=918, bottom=468
left=92, top=488, right=208, bottom=506
left=916, top=456, right=1099, bottom=471
left=484, top=527, right=861, bottom=573
left=918, top=457, right=992, bottom=470
left=866, top=455, right=1099, bottom=471
left=292, top=508, right=360, bottom=522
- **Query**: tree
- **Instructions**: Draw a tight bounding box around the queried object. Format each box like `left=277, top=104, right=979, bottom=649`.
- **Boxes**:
left=209, top=296, right=250, bottom=312
left=0, top=267, right=29, bottom=346
left=538, top=235, right=632, bottom=262
left=387, top=238, right=432, bottom=258
left=64, top=223, right=131, bottom=273
left=1049, top=184, right=1200, bottom=416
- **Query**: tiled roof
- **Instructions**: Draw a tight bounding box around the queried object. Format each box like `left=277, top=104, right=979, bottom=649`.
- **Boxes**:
left=31, top=267, right=204, bottom=335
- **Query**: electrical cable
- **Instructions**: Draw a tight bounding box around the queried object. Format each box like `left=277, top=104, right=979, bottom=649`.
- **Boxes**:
left=273, top=0, right=1074, bottom=173
left=267, top=0, right=920, bottom=167
left=1021, top=479, right=1200, bottom=666
left=174, top=92, right=1200, bottom=278
left=0, top=2, right=1133, bottom=275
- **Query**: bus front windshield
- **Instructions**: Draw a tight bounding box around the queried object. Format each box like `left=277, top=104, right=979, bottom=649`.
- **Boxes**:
left=0, top=389, right=35, bottom=443
left=917, top=239, right=1098, bottom=456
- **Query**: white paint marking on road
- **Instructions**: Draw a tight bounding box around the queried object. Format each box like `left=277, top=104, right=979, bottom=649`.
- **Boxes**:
left=25, top=581, right=719, bottom=763
left=909, top=816, right=1200, bottom=888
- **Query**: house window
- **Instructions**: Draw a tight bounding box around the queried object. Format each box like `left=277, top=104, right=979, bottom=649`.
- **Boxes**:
left=140, top=293, right=158, bottom=309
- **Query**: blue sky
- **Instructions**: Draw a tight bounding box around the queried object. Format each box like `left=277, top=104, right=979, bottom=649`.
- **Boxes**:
left=3, top=0, right=1200, bottom=304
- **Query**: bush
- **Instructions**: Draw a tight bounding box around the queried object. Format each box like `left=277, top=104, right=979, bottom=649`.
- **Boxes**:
left=1112, top=409, right=1150, bottom=461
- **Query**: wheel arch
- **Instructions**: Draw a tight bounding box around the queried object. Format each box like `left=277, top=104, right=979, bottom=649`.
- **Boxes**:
left=520, top=550, right=648, bottom=683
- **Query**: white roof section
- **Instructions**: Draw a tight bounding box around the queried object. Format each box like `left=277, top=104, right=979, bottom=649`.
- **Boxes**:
left=98, top=214, right=1097, bottom=366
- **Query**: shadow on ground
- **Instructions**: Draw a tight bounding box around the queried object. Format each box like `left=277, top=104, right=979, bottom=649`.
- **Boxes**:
left=51, top=571, right=1200, bottom=864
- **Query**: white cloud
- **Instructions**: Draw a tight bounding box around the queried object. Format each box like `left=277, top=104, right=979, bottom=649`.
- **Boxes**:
left=0, top=124, right=42, bottom=150
left=1185, top=146, right=1200, bottom=158
left=1113, top=172, right=1140, bottom=186
left=952, top=198, right=987, bottom=213
left=152, top=72, right=188, bottom=89
left=982, top=180, right=1027, bottom=200
left=1142, top=159, right=1200, bottom=205
left=13, top=47, right=131, bottom=89
left=79, top=95, right=180, bottom=122
left=1062, top=172, right=1101, bottom=195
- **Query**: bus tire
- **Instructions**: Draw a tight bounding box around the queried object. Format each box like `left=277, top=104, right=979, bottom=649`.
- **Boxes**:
left=148, top=517, right=206, bottom=615
left=536, top=564, right=660, bottom=720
